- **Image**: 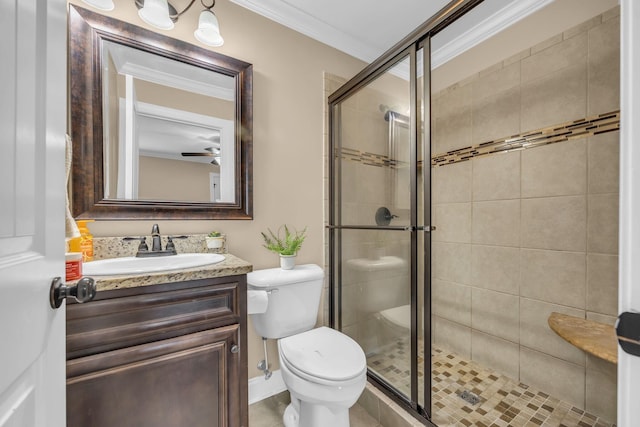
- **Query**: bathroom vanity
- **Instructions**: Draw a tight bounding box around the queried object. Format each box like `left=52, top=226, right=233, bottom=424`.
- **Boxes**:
left=65, top=254, right=252, bottom=427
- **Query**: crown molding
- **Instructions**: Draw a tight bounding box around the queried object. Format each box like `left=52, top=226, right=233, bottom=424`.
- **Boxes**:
left=431, top=0, right=555, bottom=69
left=229, top=0, right=380, bottom=63
left=106, top=41, right=235, bottom=100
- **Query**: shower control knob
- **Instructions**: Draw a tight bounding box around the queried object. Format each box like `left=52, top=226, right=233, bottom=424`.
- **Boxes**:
left=375, top=206, right=398, bottom=226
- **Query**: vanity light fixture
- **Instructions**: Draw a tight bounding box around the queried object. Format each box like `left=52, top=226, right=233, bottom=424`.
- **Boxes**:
left=84, top=0, right=224, bottom=47
left=194, top=3, right=224, bottom=47
left=137, top=0, right=224, bottom=46
left=138, top=0, right=175, bottom=30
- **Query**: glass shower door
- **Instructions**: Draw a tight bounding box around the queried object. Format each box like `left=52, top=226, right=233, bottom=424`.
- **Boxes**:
left=330, top=51, right=423, bottom=405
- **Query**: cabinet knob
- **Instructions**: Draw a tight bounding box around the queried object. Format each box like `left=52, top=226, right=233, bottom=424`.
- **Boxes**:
left=231, top=344, right=240, bottom=354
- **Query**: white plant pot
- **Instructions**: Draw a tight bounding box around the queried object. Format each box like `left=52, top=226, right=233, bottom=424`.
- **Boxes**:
left=206, top=236, right=224, bottom=249
left=279, top=254, right=296, bottom=270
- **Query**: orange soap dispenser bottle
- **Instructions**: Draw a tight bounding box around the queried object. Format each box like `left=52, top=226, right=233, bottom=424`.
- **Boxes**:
left=76, top=220, right=95, bottom=262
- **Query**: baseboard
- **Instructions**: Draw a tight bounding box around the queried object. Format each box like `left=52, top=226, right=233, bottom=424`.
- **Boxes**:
left=248, top=370, right=287, bottom=405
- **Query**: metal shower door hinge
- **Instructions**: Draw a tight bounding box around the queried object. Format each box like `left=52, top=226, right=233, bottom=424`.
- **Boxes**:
left=616, top=311, right=640, bottom=357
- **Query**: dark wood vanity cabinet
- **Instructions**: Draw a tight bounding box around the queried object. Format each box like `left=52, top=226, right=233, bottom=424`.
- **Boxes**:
left=66, top=275, right=248, bottom=427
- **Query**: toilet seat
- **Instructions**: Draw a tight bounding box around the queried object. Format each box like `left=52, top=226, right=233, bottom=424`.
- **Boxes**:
left=279, top=327, right=366, bottom=385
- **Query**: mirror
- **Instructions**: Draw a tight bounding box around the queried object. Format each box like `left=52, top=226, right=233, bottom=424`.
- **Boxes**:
left=70, top=5, right=253, bottom=219
left=102, top=40, right=237, bottom=203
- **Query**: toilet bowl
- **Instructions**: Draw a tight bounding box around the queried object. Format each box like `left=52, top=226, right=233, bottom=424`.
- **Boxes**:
left=279, top=327, right=367, bottom=427
left=247, top=265, right=367, bottom=427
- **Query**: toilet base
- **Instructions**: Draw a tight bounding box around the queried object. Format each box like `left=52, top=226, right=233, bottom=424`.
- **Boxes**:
left=282, top=396, right=351, bottom=427
left=282, top=400, right=299, bottom=427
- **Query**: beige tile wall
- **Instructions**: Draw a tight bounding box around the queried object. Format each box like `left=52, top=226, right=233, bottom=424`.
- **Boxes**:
left=431, top=8, right=619, bottom=423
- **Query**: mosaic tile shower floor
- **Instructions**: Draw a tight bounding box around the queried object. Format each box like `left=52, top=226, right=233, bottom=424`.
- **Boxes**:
left=367, top=341, right=615, bottom=427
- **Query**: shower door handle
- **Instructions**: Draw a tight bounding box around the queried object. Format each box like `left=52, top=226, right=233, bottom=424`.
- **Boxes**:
left=404, top=226, right=436, bottom=232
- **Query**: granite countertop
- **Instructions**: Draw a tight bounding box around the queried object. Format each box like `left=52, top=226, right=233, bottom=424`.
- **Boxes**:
left=90, top=253, right=253, bottom=292
left=548, top=312, right=618, bottom=364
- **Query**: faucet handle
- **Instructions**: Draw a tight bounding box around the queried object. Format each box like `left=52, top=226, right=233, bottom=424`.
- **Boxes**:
left=164, top=236, right=186, bottom=255
left=164, top=236, right=179, bottom=255
left=165, top=237, right=175, bottom=253
left=123, top=236, right=148, bottom=252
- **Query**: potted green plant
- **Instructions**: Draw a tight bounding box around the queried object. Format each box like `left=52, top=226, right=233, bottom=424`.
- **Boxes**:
left=261, top=225, right=307, bottom=270
left=206, top=231, right=225, bottom=249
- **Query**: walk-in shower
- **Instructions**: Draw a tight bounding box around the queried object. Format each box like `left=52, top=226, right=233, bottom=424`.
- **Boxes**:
left=328, top=1, right=620, bottom=425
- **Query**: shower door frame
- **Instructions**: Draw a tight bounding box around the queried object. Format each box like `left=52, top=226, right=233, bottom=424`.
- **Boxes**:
left=328, top=0, right=484, bottom=423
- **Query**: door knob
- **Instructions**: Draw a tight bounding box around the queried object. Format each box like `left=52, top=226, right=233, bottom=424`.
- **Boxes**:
left=616, top=311, right=640, bottom=357
left=49, top=276, right=97, bottom=309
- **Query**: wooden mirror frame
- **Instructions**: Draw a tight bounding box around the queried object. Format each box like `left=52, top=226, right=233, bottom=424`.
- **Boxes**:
left=69, top=5, right=253, bottom=220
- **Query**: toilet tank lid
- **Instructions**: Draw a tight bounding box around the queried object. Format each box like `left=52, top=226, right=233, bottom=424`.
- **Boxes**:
left=247, top=264, right=324, bottom=288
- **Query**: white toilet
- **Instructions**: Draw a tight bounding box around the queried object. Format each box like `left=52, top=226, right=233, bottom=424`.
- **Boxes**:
left=247, top=264, right=367, bottom=427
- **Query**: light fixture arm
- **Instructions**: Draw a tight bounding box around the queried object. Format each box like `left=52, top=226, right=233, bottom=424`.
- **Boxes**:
left=171, top=0, right=197, bottom=20
left=200, top=0, right=216, bottom=10
left=161, top=0, right=217, bottom=20
left=135, top=0, right=205, bottom=22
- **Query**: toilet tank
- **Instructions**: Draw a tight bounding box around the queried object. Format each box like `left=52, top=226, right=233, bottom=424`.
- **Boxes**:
left=247, top=264, right=324, bottom=339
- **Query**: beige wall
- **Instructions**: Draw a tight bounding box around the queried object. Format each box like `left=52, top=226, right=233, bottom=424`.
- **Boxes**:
left=138, top=156, right=215, bottom=202
left=431, top=9, right=619, bottom=423
left=67, top=0, right=365, bottom=378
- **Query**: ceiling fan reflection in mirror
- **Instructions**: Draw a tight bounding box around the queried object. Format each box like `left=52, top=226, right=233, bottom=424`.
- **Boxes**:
left=181, top=146, right=221, bottom=165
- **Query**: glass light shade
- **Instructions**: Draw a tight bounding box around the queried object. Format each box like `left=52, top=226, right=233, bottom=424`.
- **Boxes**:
left=138, top=0, right=174, bottom=30
left=194, top=10, right=224, bottom=47
left=81, top=0, right=114, bottom=11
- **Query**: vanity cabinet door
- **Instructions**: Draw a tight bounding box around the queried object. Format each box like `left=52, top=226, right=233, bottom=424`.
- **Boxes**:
left=66, top=325, right=242, bottom=427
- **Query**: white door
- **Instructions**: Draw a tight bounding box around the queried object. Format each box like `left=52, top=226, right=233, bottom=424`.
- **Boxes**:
left=619, top=1, right=640, bottom=426
left=0, top=0, right=67, bottom=425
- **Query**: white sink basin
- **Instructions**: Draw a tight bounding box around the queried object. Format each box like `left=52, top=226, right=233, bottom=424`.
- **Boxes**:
left=84, top=253, right=226, bottom=276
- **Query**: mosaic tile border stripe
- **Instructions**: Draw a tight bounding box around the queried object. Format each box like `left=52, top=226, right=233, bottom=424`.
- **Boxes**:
left=340, top=147, right=399, bottom=168
left=337, top=110, right=619, bottom=168
left=432, top=110, right=620, bottom=166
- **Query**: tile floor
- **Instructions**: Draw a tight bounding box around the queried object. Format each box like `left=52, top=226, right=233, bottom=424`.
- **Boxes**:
left=249, top=391, right=383, bottom=427
left=250, top=339, right=616, bottom=427
left=367, top=339, right=616, bottom=427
